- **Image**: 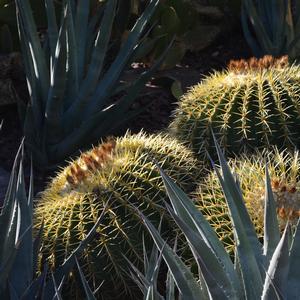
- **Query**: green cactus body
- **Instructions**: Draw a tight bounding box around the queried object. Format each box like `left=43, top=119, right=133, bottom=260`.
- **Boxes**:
left=194, top=148, right=300, bottom=255
left=35, top=132, right=200, bottom=299
left=170, top=56, right=300, bottom=159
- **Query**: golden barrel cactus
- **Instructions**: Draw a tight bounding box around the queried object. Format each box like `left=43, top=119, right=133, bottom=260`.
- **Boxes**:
left=194, top=148, right=300, bottom=255
left=170, top=56, right=300, bottom=160
left=35, top=131, right=200, bottom=299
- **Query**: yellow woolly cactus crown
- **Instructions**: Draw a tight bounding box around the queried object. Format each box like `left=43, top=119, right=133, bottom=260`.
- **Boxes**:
left=35, top=131, right=200, bottom=299
left=194, top=147, right=300, bottom=255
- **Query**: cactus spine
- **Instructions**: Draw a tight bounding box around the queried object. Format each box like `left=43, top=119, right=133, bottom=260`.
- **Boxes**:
left=170, top=56, right=300, bottom=159
left=35, top=131, right=200, bottom=299
left=194, top=148, right=300, bottom=255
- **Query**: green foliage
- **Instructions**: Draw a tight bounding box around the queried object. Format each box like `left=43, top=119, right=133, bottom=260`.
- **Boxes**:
left=16, top=0, right=163, bottom=169
left=0, top=0, right=60, bottom=51
left=130, top=0, right=225, bottom=69
left=195, top=147, right=300, bottom=255
left=35, top=132, right=200, bottom=299
left=170, top=56, right=300, bottom=160
left=0, top=141, right=103, bottom=299
left=242, top=0, right=300, bottom=60
left=131, top=139, right=300, bottom=299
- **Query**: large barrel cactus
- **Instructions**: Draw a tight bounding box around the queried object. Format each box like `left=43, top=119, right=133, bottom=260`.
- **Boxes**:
left=35, top=132, right=200, bottom=299
left=195, top=148, right=300, bottom=255
left=170, top=56, right=300, bottom=159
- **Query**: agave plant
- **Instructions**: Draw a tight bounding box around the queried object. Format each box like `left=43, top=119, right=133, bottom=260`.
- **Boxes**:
left=130, top=139, right=300, bottom=299
left=0, top=140, right=106, bottom=299
left=15, top=0, right=164, bottom=169
left=241, top=0, right=300, bottom=59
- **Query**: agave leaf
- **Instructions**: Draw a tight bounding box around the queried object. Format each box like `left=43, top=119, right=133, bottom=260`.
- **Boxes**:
left=84, top=0, right=160, bottom=117
left=2, top=140, right=24, bottom=211
left=157, top=165, right=241, bottom=296
left=65, top=0, right=118, bottom=128
left=287, top=218, right=300, bottom=298
left=263, top=166, right=280, bottom=260
left=213, top=135, right=264, bottom=298
left=21, top=265, right=48, bottom=300
left=85, top=4, right=105, bottom=64
left=51, top=273, right=64, bottom=300
left=0, top=192, right=20, bottom=289
left=0, top=142, right=24, bottom=291
left=166, top=268, right=175, bottom=300
left=148, top=247, right=164, bottom=297
left=144, top=247, right=164, bottom=300
left=262, top=224, right=290, bottom=300
left=44, top=14, right=67, bottom=144
left=136, top=209, right=206, bottom=300
left=75, top=257, right=96, bottom=300
left=45, top=0, right=59, bottom=58
left=124, top=254, right=152, bottom=294
left=9, top=158, right=33, bottom=297
left=75, top=0, right=90, bottom=83
left=15, top=0, right=50, bottom=106
left=165, top=203, right=237, bottom=300
left=65, top=0, right=79, bottom=100
left=16, top=26, right=43, bottom=130
left=242, top=0, right=274, bottom=54
left=33, top=221, right=44, bottom=274
left=142, top=235, right=149, bottom=277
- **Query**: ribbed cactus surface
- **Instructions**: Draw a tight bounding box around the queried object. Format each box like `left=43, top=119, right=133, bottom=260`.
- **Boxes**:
left=170, top=56, right=300, bottom=159
left=195, top=148, right=300, bottom=255
left=35, top=132, right=200, bottom=299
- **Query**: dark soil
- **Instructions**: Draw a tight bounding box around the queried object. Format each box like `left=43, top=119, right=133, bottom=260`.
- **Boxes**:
left=0, top=27, right=251, bottom=198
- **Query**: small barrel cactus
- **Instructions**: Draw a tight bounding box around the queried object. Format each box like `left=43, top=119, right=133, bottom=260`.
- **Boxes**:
left=35, top=131, right=200, bottom=299
left=194, top=147, right=300, bottom=255
left=170, top=55, right=300, bottom=159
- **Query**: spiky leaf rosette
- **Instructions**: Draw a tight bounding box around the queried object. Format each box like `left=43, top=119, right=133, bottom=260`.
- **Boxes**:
left=194, top=147, right=300, bottom=255
left=170, top=56, right=300, bottom=159
left=35, top=132, right=200, bottom=299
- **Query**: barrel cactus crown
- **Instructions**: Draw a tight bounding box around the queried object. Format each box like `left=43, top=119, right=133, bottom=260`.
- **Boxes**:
left=194, top=147, right=300, bottom=255
left=170, top=55, right=300, bottom=159
left=35, top=131, right=200, bottom=299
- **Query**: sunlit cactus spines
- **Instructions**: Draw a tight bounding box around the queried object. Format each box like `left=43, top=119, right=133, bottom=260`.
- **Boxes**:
left=35, top=131, right=200, bottom=299
left=194, top=148, right=300, bottom=255
left=170, top=55, right=300, bottom=160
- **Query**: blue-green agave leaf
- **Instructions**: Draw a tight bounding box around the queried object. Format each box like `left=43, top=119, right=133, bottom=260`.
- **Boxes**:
left=75, top=257, right=96, bottom=300
left=158, top=165, right=241, bottom=295
left=75, top=0, right=90, bottom=83
left=262, top=224, right=290, bottom=300
left=85, top=0, right=160, bottom=116
left=45, top=0, right=58, bottom=58
left=263, top=165, right=280, bottom=260
left=213, top=135, right=264, bottom=298
left=137, top=209, right=206, bottom=300
left=287, top=218, right=300, bottom=298
left=166, top=203, right=237, bottom=300
left=15, top=0, right=50, bottom=106
left=9, top=158, right=33, bottom=297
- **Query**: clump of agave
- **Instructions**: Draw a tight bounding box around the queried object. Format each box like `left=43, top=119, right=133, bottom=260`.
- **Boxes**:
left=195, top=147, right=300, bottom=254
left=170, top=55, right=300, bottom=160
left=15, top=0, right=165, bottom=169
left=35, top=131, right=200, bottom=299
left=130, top=139, right=300, bottom=299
